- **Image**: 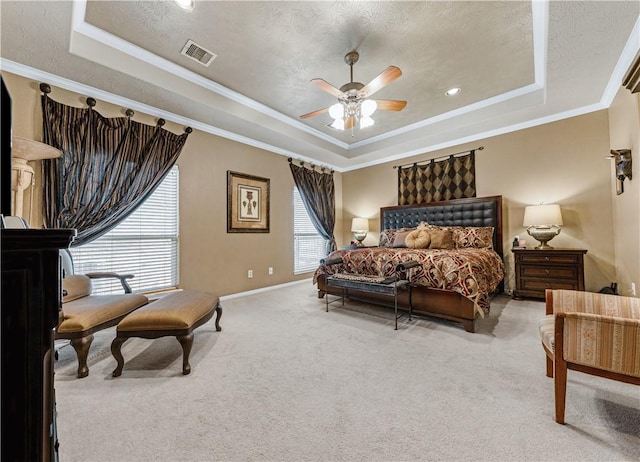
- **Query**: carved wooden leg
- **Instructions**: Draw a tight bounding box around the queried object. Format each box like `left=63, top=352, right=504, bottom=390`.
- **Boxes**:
left=70, top=334, right=94, bottom=378
left=462, top=320, right=475, bottom=333
left=110, top=337, right=128, bottom=377
left=214, top=303, right=223, bottom=332
left=554, top=355, right=568, bottom=424
left=317, top=290, right=326, bottom=298
left=177, top=333, right=194, bottom=375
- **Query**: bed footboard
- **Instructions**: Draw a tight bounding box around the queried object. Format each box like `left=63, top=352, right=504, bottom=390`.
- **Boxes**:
left=317, top=274, right=477, bottom=332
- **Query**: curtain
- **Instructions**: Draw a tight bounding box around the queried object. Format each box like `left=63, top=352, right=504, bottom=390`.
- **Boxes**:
left=398, top=150, right=476, bottom=205
left=41, top=92, right=190, bottom=246
left=289, top=161, right=336, bottom=254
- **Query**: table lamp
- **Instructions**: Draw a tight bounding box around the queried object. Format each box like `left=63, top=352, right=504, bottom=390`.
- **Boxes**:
left=351, top=217, right=369, bottom=246
left=11, top=136, right=62, bottom=222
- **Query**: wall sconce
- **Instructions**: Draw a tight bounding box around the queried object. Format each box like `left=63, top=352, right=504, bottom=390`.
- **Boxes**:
left=351, top=217, right=369, bottom=246
left=523, top=204, right=563, bottom=249
left=607, top=149, right=632, bottom=195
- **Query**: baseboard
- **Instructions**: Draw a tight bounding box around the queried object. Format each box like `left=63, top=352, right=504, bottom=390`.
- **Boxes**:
left=142, top=279, right=312, bottom=302
left=220, top=278, right=311, bottom=301
left=144, top=288, right=184, bottom=301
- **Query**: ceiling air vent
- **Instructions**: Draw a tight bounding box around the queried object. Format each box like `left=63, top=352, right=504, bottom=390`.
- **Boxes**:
left=180, top=39, right=216, bottom=67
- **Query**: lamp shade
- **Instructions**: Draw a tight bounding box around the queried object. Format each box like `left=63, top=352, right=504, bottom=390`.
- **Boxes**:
left=328, top=103, right=344, bottom=120
left=351, top=217, right=369, bottom=232
left=330, top=118, right=344, bottom=130
left=12, top=136, right=61, bottom=161
left=361, top=99, right=377, bottom=117
left=359, top=116, right=374, bottom=129
left=523, top=204, right=563, bottom=226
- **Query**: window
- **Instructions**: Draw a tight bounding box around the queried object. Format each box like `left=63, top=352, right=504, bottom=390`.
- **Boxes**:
left=293, top=187, right=326, bottom=274
left=70, top=166, right=179, bottom=294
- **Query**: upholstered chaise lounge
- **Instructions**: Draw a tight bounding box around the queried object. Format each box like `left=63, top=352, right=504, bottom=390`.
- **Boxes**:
left=539, top=289, right=640, bottom=424
left=57, top=273, right=148, bottom=378
left=111, top=290, right=222, bottom=376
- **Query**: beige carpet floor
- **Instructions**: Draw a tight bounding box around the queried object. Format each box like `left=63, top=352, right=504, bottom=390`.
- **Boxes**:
left=54, top=281, right=640, bottom=461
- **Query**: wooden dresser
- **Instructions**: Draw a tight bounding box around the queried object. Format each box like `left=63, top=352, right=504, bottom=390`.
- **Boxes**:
left=512, top=248, right=587, bottom=300
left=1, top=228, right=75, bottom=461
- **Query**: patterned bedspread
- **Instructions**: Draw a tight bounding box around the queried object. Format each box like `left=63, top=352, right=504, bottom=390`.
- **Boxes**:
left=314, top=247, right=505, bottom=317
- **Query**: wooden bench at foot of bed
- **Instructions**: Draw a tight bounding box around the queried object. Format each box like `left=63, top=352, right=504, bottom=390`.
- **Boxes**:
left=317, top=274, right=478, bottom=332
left=111, top=290, right=222, bottom=377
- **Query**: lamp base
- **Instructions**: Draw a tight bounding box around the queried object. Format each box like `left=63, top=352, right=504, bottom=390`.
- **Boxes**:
left=526, top=226, right=561, bottom=250
left=353, top=231, right=367, bottom=246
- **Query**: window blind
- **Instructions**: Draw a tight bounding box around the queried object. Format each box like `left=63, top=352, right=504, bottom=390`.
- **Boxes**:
left=293, top=187, right=326, bottom=274
left=70, top=166, right=179, bottom=294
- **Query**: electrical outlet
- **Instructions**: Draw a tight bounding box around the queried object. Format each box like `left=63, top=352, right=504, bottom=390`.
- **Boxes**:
left=632, top=282, right=636, bottom=296
left=268, top=267, right=273, bottom=275
left=248, top=269, right=253, bottom=279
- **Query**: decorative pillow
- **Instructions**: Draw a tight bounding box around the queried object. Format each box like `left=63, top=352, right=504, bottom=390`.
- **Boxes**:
left=62, top=274, right=92, bottom=303
left=393, top=230, right=412, bottom=248
left=378, top=229, right=396, bottom=247
left=405, top=229, right=431, bottom=249
left=453, top=226, right=494, bottom=249
left=379, top=227, right=415, bottom=247
left=418, top=221, right=434, bottom=228
left=428, top=228, right=455, bottom=249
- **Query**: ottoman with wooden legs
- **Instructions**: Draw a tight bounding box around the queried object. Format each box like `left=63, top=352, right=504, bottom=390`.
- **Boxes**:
left=111, top=290, right=222, bottom=377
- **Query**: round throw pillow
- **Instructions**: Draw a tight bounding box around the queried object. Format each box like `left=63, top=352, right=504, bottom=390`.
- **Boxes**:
left=405, top=229, right=431, bottom=249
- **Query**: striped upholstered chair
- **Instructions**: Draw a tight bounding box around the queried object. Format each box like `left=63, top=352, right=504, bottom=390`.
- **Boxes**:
left=539, top=289, right=640, bottom=424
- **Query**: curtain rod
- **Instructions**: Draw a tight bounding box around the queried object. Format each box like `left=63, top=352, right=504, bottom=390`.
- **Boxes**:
left=39, top=83, right=192, bottom=134
left=392, top=146, right=484, bottom=169
left=288, top=157, right=334, bottom=174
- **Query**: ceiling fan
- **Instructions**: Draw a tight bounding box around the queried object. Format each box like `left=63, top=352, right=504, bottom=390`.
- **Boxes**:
left=300, top=51, right=407, bottom=131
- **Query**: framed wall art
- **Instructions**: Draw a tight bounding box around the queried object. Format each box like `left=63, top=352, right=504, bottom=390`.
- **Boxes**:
left=227, top=171, right=270, bottom=233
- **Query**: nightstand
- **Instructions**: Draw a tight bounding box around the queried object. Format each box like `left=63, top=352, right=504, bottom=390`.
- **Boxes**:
left=512, top=248, right=587, bottom=300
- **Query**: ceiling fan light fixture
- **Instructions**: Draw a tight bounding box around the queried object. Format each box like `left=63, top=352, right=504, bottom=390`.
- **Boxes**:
left=328, top=103, right=344, bottom=120
left=174, top=0, right=195, bottom=10
left=445, top=87, right=461, bottom=96
left=360, top=116, right=375, bottom=129
left=301, top=51, right=405, bottom=132
left=361, top=99, right=377, bottom=117
left=331, top=118, right=345, bottom=130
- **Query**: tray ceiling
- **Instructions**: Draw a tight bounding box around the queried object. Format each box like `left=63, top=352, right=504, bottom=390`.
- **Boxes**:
left=1, top=1, right=639, bottom=171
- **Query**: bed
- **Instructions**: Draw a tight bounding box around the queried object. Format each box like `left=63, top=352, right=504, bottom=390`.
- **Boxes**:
left=314, top=195, right=505, bottom=332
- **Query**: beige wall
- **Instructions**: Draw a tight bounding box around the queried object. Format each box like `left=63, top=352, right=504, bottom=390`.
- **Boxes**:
left=7, top=69, right=635, bottom=297
left=4, top=74, right=47, bottom=227
left=608, top=88, right=640, bottom=297
left=178, top=130, right=343, bottom=294
left=342, top=111, right=617, bottom=294
left=2, top=72, right=344, bottom=296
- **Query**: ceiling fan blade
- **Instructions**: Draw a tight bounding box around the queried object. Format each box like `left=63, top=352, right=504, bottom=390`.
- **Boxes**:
left=361, top=66, right=402, bottom=97
left=300, top=107, right=329, bottom=119
left=373, top=99, right=407, bottom=111
left=310, top=78, right=345, bottom=98
left=344, top=116, right=356, bottom=129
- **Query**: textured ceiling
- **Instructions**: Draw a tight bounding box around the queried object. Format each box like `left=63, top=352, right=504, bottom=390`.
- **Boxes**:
left=84, top=0, right=534, bottom=141
left=0, top=1, right=639, bottom=171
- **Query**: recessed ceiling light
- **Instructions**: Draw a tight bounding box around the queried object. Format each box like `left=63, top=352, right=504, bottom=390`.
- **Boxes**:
left=174, top=0, right=194, bottom=11
left=445, top=87, right=461, bottom=96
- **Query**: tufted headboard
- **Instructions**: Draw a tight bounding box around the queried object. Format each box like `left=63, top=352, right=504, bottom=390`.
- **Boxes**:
left=380, top=195, right=503, bottom=257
